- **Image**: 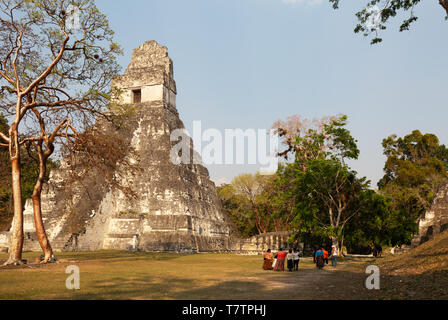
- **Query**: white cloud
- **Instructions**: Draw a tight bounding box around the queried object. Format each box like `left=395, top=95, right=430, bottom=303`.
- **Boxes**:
left=282, top=0, right=323, bottom=6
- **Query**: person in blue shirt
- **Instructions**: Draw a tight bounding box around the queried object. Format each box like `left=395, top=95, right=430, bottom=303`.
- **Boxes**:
left=315, top=247, right=325, bottom=269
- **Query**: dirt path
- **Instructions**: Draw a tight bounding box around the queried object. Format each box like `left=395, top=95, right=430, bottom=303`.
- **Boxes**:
left=249, top=256, right=447, bottom=300
left=220, top=257, right=379, bottom=300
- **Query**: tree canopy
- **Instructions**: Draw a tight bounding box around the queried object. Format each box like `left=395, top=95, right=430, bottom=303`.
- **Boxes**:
left=217, top=173, right=295, bottom=237
left=329, top=0, right=448, bottom=44
left=274, top=115, right=368, bottom=248
left=218, top=116, right=437, bottom=253
left=378, top=130, right=448, bottom=232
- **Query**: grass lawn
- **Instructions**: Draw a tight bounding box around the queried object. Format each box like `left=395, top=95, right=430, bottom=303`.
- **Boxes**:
left=0, top=251, right=367, bottom=300
left=1, top=236, right=447, bottom=300
left=0, top=250, right=430, bottom=300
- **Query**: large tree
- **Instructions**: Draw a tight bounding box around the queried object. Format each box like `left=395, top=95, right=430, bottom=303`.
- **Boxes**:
left=273, top=114, right=359, bottom=170
left=329, top=0, right=448, bottom=44
left=0, top=0, right=121, bottom=265
left=218, top=173, right=295, bottom=237
left=285, top=158, right=369, bottom=249
left=378, top=130, right=448, bottom=228
left=274, top=114, right=364, bottom=249
left=342, top=189, right=416, bottom=252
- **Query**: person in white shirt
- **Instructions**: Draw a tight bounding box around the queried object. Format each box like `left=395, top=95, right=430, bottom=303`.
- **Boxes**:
left=286, top=249, right=294, bottom=272
left=293, top=248, right=300, bottom=271
left=331, top=245, right=338, bottom=267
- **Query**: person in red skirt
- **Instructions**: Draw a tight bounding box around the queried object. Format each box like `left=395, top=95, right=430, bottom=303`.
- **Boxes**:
left=274, top=248, right=287, bottom=271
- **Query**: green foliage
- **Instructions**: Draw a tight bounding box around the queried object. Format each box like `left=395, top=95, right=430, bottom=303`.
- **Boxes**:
left=284, top=157, right=369, bottom=246
left=324, top=115, right=360, bottom=162
left=217, top=183, right=258, bottom=238
left=217, top=173, right=295, bottom=237
left=275, top=114, right=359, bottom=168
left=343, top=190, right=389, bottom=251
left=379, top=130, right=448, bottom=218
left=329, top=0, right=447, bottom=45
left=275, top=114, right=418, bottom=251
left=376, top=130, right=448, bottom=245
left=273, top=115, right=371, bottom=248
left=221, top=115, right=439, bottom=252
left=343, top=190, right=417, bottom=251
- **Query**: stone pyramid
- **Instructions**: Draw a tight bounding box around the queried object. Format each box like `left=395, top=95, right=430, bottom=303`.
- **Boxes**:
left=20, top=41, right=235, bottom=253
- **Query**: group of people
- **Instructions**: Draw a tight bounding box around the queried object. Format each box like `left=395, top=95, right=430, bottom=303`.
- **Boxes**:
left=312, top=245, right=338, bottom=270
left=263, top=248, right=301, bottom=272
left=263, top=245, right=339, bottom=272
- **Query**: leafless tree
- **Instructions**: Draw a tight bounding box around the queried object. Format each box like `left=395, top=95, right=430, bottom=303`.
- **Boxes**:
left=0, top=0, right=122, bottom=265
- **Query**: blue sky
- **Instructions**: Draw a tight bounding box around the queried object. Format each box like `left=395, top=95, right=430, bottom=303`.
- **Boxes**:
left=96, top=0, right=448, bottom=187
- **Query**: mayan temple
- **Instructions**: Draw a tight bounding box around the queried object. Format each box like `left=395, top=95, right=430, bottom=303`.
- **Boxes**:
left=14, top=41, right=236, bottom=253
left=411, top=180, right=448, bottom=247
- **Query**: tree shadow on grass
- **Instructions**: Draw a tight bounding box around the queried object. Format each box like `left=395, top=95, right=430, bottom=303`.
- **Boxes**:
left=62, top=267, right=379, bottom=300
left=70, top=276, right=266, bottom=300
left=172, top=267, right=448, bottom=300
left=69, top=275, right=200, bottom=300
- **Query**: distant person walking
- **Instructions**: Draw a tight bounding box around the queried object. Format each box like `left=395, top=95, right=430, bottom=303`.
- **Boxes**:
left=293, top=248, right=300, bottom=271
left=323, top=248, right=329, bottom=265
left=331, top=245, right=338, bottom=267
left=286, top=249, right=294, bottom=272
left=372, top=244, right=378, bottom=257
left=274, top=248, right=286, bottom=271
left=263, top=249, right=274, bottom=270
left=315, top=247, right=325, bottom=270
left=376, top=244, right=383, bottom=258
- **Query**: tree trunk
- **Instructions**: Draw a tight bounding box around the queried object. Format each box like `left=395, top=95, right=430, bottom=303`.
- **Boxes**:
left=32, top=193, right=53, bottom=262
left=331, top=236, right=341, bottom=257
left=331, top=237, right=339, bottom=248
left=31, top=141, right=54, bottom=263
left=4, top=156, right=24, bottom=265
left=32, top=157, right=53, bottom=262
